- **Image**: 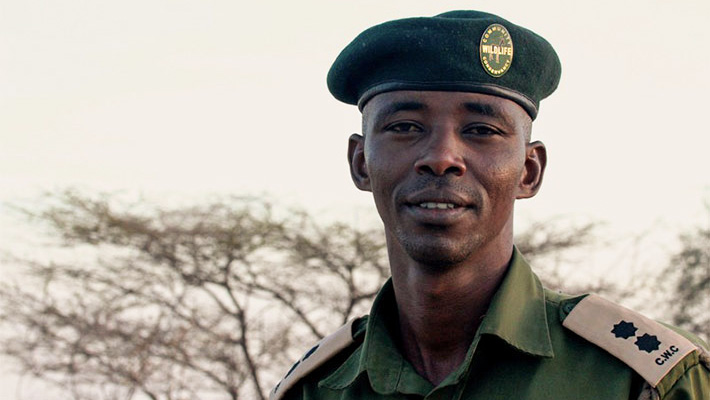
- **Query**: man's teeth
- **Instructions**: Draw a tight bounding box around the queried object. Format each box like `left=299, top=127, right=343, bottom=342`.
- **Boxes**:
left=419, top=202, right=456, bottom=210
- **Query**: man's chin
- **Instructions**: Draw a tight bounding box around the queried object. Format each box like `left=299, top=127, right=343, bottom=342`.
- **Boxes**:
left=399, top=236, right=476, bottom=270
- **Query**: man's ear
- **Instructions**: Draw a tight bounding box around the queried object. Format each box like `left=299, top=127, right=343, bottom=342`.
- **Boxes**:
left=348, top=133, right=371, bottom=192
left=516, top=140, right=547, bottom=199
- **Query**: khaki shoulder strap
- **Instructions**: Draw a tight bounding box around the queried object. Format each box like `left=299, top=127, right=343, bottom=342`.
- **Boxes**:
left=562, top=294, right=699, bottom=388
left=270, top=319, right=357, bottom=400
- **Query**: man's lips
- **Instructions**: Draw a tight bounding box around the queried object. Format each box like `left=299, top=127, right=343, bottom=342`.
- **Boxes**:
left=404, top=191, right=475, bottom=210
left=402, top=191, right=477, bottom=224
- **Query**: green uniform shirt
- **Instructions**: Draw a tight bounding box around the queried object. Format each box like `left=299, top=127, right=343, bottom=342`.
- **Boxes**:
left=278, top=249, right=710, bottom=399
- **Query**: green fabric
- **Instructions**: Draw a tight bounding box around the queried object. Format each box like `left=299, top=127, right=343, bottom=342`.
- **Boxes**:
left=326, top=10, right=562, bottom=119
left=281, top=248, right=710, bottom=399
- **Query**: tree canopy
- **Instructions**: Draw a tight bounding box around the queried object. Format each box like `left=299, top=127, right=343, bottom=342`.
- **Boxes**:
left=1, top=191, right=706, bottom=399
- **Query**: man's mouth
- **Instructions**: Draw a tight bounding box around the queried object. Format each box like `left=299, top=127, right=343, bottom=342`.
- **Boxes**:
left=405, top=198, right=471, bottom=226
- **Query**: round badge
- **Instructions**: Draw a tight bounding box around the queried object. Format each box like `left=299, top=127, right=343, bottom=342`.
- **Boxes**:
left=479, top=24, right=514, bottom=77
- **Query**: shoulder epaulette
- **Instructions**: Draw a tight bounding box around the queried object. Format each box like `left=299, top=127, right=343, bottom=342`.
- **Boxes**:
left=562, top=294, right=705, bottom=393
left=270, top=318, right=361, bottom=400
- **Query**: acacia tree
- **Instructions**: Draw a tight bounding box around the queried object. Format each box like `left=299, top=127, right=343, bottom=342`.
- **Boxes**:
left=1, top=191, right=602, bottom=399
left=665, top=213, right=710, bottom=342
left=0, top=191, right=388, bottom=400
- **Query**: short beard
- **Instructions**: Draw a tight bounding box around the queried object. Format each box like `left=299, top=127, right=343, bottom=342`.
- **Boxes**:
left=391, top=226, right=480, bottom=270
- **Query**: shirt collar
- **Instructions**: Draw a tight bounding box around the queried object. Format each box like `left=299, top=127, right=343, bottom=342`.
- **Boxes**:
left=476, top=247, right=554, bottom=357
left=319, top=246, right=554, bottom=393
left=320, top=278, right=432, bottom=394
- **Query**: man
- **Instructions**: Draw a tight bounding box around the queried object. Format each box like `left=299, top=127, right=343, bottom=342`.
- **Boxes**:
left=271, top=10, right=710, bottom=400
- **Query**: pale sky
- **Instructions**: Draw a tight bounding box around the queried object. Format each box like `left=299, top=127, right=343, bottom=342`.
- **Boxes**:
left=2, top=0, right=710, bottom=228
left=1, top=0, right=710, bottom=397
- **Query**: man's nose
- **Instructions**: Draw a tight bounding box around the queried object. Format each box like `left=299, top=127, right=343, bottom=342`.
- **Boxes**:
left=414, top=130, right=466, bottom=176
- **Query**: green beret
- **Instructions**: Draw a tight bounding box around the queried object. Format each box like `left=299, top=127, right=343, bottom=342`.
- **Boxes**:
left=327, top=10, right=562, bottom=120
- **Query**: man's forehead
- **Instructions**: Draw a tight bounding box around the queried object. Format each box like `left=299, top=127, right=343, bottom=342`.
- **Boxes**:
left=363, top=90, right=530, bottom=124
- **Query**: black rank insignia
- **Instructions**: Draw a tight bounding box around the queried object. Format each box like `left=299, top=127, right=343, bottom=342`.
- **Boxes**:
left=635, top=333, right=662, bottom=353
left=611, top=320, right=662, bottom=354
left=611, top=320, right=638, bottom=339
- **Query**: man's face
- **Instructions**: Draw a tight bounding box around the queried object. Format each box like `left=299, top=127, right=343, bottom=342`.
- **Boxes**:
left=348, top=91, right=545, bottom=268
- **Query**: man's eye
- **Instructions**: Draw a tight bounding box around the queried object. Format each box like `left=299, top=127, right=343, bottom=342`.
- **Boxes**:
left=385, top=122, right=422, bottom=133
left=463, top=125, right=500, bottom=137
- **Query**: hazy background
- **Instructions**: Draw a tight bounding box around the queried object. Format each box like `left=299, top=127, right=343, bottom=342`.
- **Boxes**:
left=2, top=0, right=709, bottom=398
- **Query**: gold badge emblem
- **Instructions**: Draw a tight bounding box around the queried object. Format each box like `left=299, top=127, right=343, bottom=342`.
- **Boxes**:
left=479, top=24, right=513, bottom=77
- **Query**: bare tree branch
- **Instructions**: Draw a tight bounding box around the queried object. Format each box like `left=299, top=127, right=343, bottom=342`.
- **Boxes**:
left=1, top=190, right=641, bottom=399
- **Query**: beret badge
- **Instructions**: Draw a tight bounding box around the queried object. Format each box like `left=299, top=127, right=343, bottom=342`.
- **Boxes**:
left=480, top=24, right=513, bottom=77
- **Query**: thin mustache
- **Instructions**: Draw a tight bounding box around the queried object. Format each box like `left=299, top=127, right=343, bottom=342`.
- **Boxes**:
left=398, top=176, right=482, bottom=205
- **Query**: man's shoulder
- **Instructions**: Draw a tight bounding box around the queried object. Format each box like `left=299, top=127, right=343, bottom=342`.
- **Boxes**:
left=269, top=317, right=368, bottom=400
left=546, top=291, right=710, bottom=398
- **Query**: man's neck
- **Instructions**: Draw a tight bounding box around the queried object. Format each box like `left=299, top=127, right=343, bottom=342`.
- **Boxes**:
left=389, top=244, right=513, bottom=385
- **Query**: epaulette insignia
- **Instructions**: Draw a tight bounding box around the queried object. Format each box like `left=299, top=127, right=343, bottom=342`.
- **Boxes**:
left=270, top=319, right=357, bottom=400
left=562, top=294, right=698, bottom=387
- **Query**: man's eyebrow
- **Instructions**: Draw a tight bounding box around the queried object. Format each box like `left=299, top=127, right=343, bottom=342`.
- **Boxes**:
left=463, top=102, right=500, bottom=118
left=374, top=101, right=426, bottom=119
left=463, top=102, right=514, bottom=125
